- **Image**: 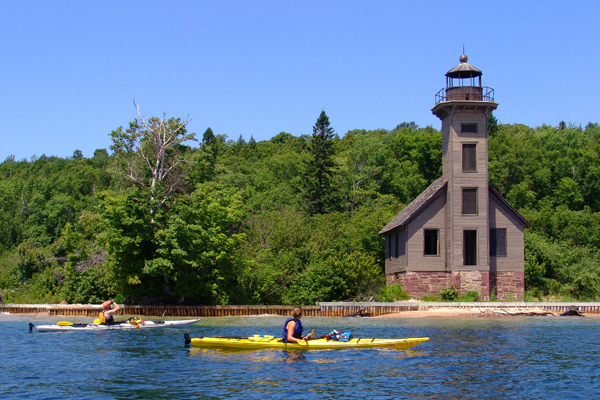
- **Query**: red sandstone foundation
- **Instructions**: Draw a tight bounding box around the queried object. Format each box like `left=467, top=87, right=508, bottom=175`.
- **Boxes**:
left=386, top=271, right=524, bottom=301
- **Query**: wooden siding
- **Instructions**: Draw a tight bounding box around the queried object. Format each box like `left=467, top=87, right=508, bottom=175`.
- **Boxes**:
left=406, top=191, right=446, bottom=271
left=489, top=194, right=525, bottom=272
left=446, top=110, right=490, bottom=271
left=385, top=227, right=407, bottom=274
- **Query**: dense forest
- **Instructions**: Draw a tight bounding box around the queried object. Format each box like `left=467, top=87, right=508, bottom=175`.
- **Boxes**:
left=1, top=111, right=599, bottom=305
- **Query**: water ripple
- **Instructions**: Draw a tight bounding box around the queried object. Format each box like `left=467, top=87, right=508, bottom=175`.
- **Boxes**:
left=2, top=315, right=600, bottom=399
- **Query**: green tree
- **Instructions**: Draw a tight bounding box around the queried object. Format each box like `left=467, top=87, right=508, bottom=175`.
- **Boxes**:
left=144, top=183, right=246, bottom=304
left=342, top=134, right=384, bottom=215
left=487, top=113, right=498, bottom=136
left=72, top=150, right=84, bottom=160
left=202, top=127, right=215, bottom=147
left=100, top=191, right=158, bottom=298
left=379, top=125, right=441, bottom=203
left=270, top=132, right=293, bottom=144
left=303, top=111, right=337, bottom=214
left=100, top=183, right=246, bottom=304
left=190, top=127, right=219, bottom=184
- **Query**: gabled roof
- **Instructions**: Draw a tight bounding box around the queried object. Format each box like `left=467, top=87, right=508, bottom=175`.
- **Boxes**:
left=378, top=179, right=532, bottom=236
left=378, top=177, right=446, bottom=235
left=489, top=186, right=532, bottom=228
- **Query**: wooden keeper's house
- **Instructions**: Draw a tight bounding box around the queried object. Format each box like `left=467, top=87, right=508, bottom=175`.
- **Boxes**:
left=379, top=54, right=531, bottom=300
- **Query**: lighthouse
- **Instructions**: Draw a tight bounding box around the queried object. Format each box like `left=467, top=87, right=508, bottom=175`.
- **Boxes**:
left=380, top=54, right=530, bottom=300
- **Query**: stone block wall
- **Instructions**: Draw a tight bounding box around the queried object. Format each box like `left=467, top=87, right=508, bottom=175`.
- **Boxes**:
left=386, top=271, right=452, bottom=298
left=386, top=270, right=496, bottom=300
left=386, top=271, right=522, bottom=300
left=490, top=271, right=524, bottom=300
left=452, top=271, right=490, bottom=299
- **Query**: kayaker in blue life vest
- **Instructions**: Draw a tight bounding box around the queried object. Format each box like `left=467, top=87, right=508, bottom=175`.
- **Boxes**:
left=99, top=300, right=120, bottom=325
left=283, top=306, right=313, bottom=343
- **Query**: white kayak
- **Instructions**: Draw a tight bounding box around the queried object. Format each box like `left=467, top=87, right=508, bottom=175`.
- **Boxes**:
left=30, top=318, right=199, bottom=332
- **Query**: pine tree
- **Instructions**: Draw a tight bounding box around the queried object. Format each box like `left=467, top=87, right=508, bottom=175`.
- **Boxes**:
left=487, top=113, right=498, bottom=136
left=193, top=127, right=217, bottom=183
left=304, top=110, right=336, bottom=214
left=202, top=127, right=215, bottom=147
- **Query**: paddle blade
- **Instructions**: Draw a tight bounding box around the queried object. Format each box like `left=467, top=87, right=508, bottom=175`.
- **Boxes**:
left=57, top=321, right=73, bottom=326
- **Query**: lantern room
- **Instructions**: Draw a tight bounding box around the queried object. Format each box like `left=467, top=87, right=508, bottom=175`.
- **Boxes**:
left=435, top=54, right=494, bottom=104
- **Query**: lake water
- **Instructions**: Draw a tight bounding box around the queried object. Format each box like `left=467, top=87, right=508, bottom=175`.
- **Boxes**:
left=2, top=314, right=599, bottom=399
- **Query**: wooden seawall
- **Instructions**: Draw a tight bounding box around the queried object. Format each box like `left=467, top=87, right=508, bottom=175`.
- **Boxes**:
left=2, top=302, right=600, bottom=317
left=0, top=304, right=321, bottom=317
left=319, top=302, right=600, bottom=316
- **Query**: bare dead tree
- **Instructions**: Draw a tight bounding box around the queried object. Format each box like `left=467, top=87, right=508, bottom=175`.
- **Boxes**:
left=110, top=102, right=197, bottom=218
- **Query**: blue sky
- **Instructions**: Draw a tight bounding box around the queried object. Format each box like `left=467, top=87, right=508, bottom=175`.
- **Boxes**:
left=0, top=1, right=598, bottom=161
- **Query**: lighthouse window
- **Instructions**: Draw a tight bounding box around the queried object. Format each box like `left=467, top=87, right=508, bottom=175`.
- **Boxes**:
left=424, top=229, right=439, bottom=256
left=462, top=188, right=478, bottom=215
left=461, top=123, right=478, bottom=133
left=385, top=235, right=390, bottom=260
left=397, top=229, right=405, bottom=256
left=462, top=143, right=477, bottom=172
left=490, top=228, right=507, bottom=257
left=463, top=230, right=478, bottom=265
left=387, top=230, right=406, bottom=259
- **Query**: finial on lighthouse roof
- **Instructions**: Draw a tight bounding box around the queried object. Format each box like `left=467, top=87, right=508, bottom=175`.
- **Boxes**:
left=460, top=45, right=467, bottom=62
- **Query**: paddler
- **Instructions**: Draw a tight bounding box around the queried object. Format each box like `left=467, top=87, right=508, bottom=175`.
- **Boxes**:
left=283, top=306, right=313, bottom=343
left=100, top=299, right=120, bottom=325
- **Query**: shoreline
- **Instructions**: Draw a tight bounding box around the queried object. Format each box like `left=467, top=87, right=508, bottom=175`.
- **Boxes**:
left=3, top=307, right=599, bottom=319
left=373, top=307, right=600, bottom=318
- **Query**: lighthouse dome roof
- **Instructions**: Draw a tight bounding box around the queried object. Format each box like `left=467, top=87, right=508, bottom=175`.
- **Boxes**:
left=446, top=54, right=482, bottom=79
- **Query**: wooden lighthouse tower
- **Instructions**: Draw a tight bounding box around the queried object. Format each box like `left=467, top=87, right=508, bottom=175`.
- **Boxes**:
left=432, top=54, right=497, bottom=289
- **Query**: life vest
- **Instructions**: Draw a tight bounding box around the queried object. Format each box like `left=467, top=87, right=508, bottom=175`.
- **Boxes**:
left=98, top=311, right=114, bottom=325
left=282, top=317, right=303, bottom=341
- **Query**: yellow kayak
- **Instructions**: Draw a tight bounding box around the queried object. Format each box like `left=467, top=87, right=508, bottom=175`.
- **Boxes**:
left=184, top=334, right=429, bottom=350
